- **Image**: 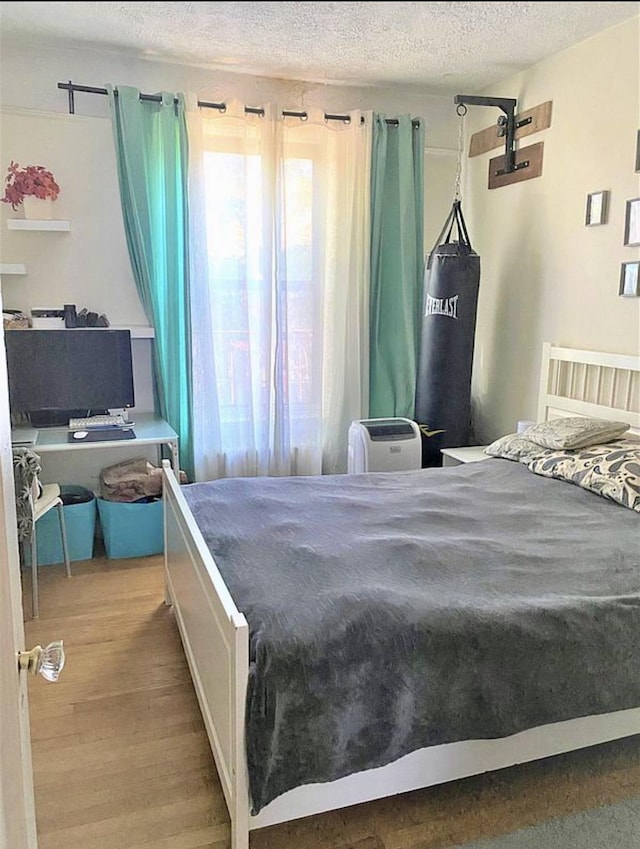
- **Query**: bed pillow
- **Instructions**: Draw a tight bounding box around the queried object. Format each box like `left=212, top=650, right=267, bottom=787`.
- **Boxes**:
left=521, top=417, right=630, bottom=450
left=484, top=433, right=555, bottom=464
left=527, top=440, right=640, bottom=512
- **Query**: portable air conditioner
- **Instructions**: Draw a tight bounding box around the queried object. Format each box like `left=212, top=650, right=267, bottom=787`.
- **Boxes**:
left=347, top=417, right=422, bottom=473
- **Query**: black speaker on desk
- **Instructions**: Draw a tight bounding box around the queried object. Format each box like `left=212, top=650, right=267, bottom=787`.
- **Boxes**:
left=63, top=304, right=77, bottom=328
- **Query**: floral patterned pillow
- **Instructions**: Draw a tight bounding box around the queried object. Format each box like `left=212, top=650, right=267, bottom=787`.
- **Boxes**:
left=484, top=433, right=555, bottom=464
left=521, top=417, right=630, bottom=450
left=527, top=440, right=640, bottom=512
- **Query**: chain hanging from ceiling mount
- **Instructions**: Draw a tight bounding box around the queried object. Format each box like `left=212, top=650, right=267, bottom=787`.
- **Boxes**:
left=454, top=102, right=467, bottom=203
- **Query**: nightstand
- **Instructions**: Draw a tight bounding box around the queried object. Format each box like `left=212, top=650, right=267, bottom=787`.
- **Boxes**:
left=440, top=445, right=490, bottom=467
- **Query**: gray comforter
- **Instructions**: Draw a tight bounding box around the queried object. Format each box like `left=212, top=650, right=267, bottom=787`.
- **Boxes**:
left=182, top=459, right=640, bottom=814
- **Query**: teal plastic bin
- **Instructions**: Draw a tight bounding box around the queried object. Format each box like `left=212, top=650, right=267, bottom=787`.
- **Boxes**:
left=35, top=485, right=96, bottom=566
left=97, top=497, right=164, bottom=559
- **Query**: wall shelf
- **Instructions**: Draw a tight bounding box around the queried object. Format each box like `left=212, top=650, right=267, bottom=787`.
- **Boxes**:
left=98, top=325, right=155, bottom=339
left=20, top=325, right=155, bottom=338
left=7, top=219, right=71, bottom=231
left=0, top=263, right=27, bottom=275
left=5, top=321, right=154, bottom=342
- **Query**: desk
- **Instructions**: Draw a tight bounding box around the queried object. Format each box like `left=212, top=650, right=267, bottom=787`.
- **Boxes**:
left=14, top=414, right=179, bottom=475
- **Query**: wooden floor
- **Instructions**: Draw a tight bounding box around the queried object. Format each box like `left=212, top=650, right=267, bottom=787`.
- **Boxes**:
left=24, top=556, right=640, bottom=849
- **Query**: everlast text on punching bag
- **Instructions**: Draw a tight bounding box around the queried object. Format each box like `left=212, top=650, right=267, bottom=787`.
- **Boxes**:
left=414, top=200, right=480, bottom=467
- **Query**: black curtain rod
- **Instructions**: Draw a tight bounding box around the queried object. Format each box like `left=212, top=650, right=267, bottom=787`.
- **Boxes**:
left=57, top=81, right=420, bottom=128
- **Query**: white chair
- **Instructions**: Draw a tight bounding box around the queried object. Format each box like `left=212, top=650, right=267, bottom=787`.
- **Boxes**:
left=13, top=448, right=71, bottom=619
left=30, top=484, right=72, bottom=618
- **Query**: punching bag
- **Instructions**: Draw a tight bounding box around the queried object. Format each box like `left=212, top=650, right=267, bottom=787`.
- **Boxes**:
left=414, top=200, right=480, bottom=466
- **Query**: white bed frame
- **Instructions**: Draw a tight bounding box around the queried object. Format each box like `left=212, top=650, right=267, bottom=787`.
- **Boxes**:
left=162, top=343, right=640, bottom=849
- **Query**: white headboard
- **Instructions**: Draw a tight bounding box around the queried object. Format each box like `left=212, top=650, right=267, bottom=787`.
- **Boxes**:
left=537, top=343, right=640, bottom=435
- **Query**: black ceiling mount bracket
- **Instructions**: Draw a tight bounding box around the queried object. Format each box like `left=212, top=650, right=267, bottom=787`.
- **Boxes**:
left=454, top=95, right=517, bottom=173
left=495, top=159, right=530, bottom=178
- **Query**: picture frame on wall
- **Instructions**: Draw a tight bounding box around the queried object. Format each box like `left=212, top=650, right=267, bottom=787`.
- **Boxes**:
left=636, top=130, right=640, bottom=173
left=619, top=261, right=640, bottom=297
left=585, top=190, right=609, bottom=226
left=623, top=198, right=640, bottom=246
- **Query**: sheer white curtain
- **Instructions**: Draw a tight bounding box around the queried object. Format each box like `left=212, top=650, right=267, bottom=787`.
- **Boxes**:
left=187, top=99, right=371, bottom=480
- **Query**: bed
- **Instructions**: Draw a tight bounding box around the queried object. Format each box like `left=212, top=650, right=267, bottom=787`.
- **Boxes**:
left=161, top=342, right=640, bottom=849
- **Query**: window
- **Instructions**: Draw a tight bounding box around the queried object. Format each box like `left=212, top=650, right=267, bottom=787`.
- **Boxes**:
left=201, top=127, right=327, bottom=453
left=191, top=108, right=370, bottom=478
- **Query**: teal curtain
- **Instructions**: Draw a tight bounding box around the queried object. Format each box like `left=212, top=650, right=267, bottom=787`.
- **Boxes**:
left=107, top=85, right=194, bottom=479
left=369, top=114, right=425, bottom=418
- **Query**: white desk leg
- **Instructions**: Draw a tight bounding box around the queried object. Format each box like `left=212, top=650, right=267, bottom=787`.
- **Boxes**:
left=157, top=440, right=180, bottom=477
left=169, top=440, right=179, bottom=476
left=162, top=453, right=177, bottom=607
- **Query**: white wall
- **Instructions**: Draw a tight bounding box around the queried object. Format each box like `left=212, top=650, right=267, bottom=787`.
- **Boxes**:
left=0, top=40, right=458, bottom=484
left=465, top=16, right=640, bottom=442
left=0, top=40, right=458, bottom=415
left=7, top=21, right=635, bottom=465
left=0, top=39, right=459, bottom=140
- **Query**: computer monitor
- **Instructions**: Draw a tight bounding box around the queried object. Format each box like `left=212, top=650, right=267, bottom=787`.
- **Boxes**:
left=5, top=328, right=135, bottom=427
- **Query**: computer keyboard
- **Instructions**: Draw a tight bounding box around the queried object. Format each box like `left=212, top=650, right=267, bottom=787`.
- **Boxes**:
left=68, top=414, right=132, bottom=430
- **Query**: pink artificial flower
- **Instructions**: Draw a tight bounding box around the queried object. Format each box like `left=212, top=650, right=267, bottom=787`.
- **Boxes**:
left=1, top=162, right=60, bottom=210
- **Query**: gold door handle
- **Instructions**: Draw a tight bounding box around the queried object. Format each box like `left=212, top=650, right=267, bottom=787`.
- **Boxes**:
left=18, top=640, right=65, bottom=682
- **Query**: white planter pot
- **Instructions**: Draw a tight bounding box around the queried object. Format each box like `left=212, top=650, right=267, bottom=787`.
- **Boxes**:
left=22, top=196, right=53, bottom=220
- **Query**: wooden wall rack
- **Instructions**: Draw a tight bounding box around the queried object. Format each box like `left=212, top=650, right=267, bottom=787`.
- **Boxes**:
left=488, top=142, right=544, bottom=190
left=468, top=100, right=552, bottom=189
left=469, top=101, right=552, bottom=158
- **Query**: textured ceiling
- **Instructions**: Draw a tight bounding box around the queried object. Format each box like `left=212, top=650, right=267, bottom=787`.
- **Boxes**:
left=0, top=1, right=637, bottom=92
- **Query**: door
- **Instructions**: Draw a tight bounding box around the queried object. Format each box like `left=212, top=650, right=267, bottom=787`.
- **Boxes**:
left=0, top=311, right=38, bottom=848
